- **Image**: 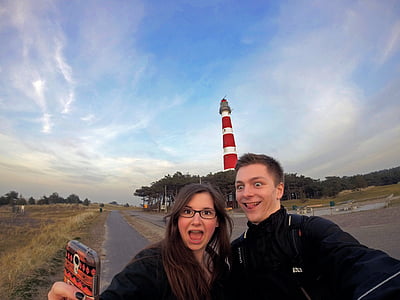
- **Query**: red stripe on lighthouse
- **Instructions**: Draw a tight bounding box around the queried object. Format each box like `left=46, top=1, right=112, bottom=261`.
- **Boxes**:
left=222, top=116, right=232, bottom=128
left=224, top=153, right=237, bottom=170
left=223, top=134, right=235, bottom=148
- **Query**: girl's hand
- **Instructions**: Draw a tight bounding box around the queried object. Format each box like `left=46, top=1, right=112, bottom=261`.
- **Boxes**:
left=48, top=281, right=85, bottom=300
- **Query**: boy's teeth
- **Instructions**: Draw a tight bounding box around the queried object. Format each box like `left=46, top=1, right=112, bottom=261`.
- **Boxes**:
left=245, top=202, right=260, bottom=208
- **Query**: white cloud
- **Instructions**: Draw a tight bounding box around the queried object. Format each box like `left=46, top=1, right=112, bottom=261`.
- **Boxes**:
left=32, top=79, right=46, bottom=110
left=379, top=20, right=400, bottom=65
left=41, top=113, right=52, bottom=134
left=81, top=114, right=95, bottom=123
left=55, top=38, right=74, bottom=85
left=55, top=37, right=76, bottom=114
left=61, top=91, right=75, bottom=114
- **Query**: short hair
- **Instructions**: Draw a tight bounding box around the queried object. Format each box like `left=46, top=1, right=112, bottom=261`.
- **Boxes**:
left=235, top=153, right=284, bottom=185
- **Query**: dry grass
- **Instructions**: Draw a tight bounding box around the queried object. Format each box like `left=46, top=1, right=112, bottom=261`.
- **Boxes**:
left=121, top=211, right=165, bottom=244
left=0, top=204, right=106, bottom=299
left=281, top=184, right=400, bottom=208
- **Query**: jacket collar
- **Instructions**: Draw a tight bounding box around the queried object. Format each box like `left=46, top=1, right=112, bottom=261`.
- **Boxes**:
left=246, top=206, right=286, bottom=233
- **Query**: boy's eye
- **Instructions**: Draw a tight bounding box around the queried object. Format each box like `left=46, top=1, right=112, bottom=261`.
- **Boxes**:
left=236, top=185, right=244, bottom=190
left=255, top=182, right=262, bottom=187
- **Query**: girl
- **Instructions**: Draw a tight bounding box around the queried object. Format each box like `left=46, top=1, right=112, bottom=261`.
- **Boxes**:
left=48, top=183, right=233, bottom=300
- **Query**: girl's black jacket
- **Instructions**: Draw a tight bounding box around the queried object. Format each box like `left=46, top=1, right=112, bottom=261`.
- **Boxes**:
left=229, top=207, right=400, bottom=300
left=100, top=247, right=228, bottom=300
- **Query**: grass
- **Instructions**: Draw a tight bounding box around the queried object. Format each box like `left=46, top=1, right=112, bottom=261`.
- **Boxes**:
left=0, top=204, right=104, bottom=299
left=281, top=184, right=400, bottom=209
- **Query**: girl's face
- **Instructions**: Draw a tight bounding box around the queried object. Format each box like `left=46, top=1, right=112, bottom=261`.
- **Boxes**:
left=178, top=192, right=219, bottom=263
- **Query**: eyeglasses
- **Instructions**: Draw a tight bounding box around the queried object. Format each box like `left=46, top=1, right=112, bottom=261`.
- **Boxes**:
left=179, top=208, right=217, bottom=219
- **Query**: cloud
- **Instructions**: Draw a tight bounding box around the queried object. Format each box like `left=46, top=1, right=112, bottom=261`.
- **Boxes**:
left=0, top=0, right=79, bottom=133
left=379, top=20, right=400, bottom=65
left=81, top=114, right=95, bottom=123
left=55, top=38, right=74, bottom=84
left=54, top=37, right=75, bottom=114
left=41, top=113, right=53, bottom=134
left=32, top=79, right=46, bottom=109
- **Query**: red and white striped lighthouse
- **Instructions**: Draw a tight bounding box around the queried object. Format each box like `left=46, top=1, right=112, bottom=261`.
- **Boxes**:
left=219, top=98, right=238, bottom=170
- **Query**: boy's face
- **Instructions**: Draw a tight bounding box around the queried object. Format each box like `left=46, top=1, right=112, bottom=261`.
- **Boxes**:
left=235, top=163, right=283, bottom=224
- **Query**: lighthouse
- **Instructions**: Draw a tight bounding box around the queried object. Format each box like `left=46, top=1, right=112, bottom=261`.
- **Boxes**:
left=219, top=98, right=238, bottom=170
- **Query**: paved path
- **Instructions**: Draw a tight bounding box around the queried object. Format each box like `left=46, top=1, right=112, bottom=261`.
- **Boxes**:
left=100, top=210, right=149, bottom=292
left=324, top=205, right=400, bottom=259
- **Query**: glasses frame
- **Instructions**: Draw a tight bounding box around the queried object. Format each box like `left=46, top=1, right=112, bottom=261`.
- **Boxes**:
left=179, top=208, right=217, bottom=219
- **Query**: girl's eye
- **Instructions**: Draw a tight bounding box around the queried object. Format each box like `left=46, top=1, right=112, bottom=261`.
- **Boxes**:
left=236, top=185, right=244, bottom=190
left=201, top=210, right=216, bottom=218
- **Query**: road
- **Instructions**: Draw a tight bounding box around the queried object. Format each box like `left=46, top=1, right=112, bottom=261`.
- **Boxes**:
left=100, top=210, right=150, bottom=292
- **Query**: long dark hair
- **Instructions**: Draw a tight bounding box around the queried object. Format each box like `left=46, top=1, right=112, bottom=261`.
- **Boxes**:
left=161, top=183, right=233, bottom=300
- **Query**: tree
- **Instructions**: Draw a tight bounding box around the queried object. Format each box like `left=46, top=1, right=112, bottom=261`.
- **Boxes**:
left=83, top=198, right=90, bottom=206
left=28, top=197, right=36, bottom=205
left=16, top=197, right=27, bottom=205
left=321, top=176, right=345, bottom=197
left=66, top=194, right=81, bottom=204
left=0, top=195, right=8, bottom=206
left=5, top=191, right=19, bottom=205
left=48, top=192, right=64, bottom=204
left=37, top=196, right=49, bottom=205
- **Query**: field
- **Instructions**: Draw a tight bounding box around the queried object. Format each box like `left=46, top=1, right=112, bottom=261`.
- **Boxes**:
left=0, top=204, right=107, bottom=299
left=280, top=184, right=400, bottom=209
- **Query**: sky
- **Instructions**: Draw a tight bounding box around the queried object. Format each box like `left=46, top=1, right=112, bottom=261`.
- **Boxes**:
left=0, top=0, right=399, bottom=205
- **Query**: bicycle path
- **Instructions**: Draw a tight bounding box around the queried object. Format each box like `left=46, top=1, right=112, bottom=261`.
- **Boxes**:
left=100, top=210, right=150, bottom=292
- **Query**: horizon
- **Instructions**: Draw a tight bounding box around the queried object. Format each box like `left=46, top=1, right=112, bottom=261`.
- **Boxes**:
left=3, top=163, right=399, bottom=205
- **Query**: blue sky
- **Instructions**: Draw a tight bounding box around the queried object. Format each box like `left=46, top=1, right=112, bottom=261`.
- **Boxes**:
left=1, top=0, right=399, bottom=205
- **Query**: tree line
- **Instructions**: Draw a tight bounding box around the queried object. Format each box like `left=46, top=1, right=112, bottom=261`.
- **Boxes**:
left=134, top=166, right=400, bottom=209
left=2, top=166, right=399, bottom=209
left=0, top=191, right=90, bottom=206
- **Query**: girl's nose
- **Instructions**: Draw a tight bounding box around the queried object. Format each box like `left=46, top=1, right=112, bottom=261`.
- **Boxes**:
left=191, top=212, right=202, bottom=224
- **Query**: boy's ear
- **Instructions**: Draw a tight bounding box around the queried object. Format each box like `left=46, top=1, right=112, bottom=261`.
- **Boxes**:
left=276, top=182, right=284, bottom=199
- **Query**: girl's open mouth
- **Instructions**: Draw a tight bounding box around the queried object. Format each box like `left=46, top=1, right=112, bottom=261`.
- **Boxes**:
left=189, top=230, right=204, bottom=243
